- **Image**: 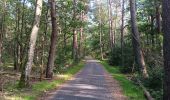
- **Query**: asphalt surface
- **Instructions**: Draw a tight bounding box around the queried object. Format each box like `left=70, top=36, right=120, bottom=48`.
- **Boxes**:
left=49, top=60, right=124, bottom=100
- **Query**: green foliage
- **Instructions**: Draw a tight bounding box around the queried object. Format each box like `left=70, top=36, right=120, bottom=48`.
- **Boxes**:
left=101, top=61, right=145, bottom=100
left=108, top=45, right=134, bottom=73
left=143, top=66, right=163, bottom=100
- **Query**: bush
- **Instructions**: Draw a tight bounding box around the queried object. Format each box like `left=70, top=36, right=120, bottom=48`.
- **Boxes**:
left=108, top=47, right=122, bottom=66
left=108, top=46, right=135, bottom=73
left=143, top=66, right=163, bottom=100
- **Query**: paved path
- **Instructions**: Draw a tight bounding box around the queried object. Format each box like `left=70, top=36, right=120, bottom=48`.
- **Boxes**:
left=47, top=60, right=126, bottom=100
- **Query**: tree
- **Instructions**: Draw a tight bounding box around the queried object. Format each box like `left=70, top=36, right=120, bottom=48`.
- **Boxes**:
left=108, top=0, right=114, bottom=51
left=72, top=0, right=79, bottom=63
left=98, top=0, right=104, bottom=60
left=19, top=0, right=43, bottom=87
left=0, top=0, right=7, bottom=71
left=121, top=0, right=125, bottom=66
left=129, top=0, right=148, bottom=78
left=46, top=0, right=58, bottom=78
left=0, top=23, right=2, bottom=71
left=162, top=0, right=170, bottom=99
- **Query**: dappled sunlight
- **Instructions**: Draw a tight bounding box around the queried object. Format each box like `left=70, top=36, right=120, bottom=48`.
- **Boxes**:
left=86, top=60, right=100, bottom=63
left=48, top=61, right=117, bottom=100
left=4, top=96, right=23, bottom=100
left=0, top=91, right=24, bottom=100
left=57, top=74, right=71, bottom=80
left=75, top=94, right=97, bottom=98
left=64, top=83, right=104, bottom=90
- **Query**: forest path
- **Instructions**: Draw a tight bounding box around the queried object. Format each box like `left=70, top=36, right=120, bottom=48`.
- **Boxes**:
left=46, top=59, right=126, bottom=100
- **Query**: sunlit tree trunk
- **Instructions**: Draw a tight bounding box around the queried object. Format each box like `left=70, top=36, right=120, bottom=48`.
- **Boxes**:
left=46, top=0, right=58, bottom=78
left=19, top=0, right=43, bottom=87
left=129, top=0, right=148, bottom=78
left=162, top=0, right=170, bottom=99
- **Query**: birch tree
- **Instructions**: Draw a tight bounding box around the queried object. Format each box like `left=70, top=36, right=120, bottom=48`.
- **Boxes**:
left=19, top=0, right=43, bottom=87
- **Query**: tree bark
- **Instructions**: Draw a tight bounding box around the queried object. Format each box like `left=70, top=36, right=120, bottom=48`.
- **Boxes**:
left=19, top=0, right=43, bottom=87
left=162, top=0, right=170, bottom=99
left=46, top=0, right=58, bottom=78
left=129, top=0, right=148, bottom=78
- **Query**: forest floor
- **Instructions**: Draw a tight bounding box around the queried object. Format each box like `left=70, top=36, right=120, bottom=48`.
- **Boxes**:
left=42, top=59, right=127, bottom=100
left=0, top=62, right=84, bottom=100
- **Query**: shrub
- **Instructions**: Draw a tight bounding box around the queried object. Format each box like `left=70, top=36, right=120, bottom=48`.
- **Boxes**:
left=142, top=66, right=163, bottom=100
left=108, top=46, right=135, bottom=73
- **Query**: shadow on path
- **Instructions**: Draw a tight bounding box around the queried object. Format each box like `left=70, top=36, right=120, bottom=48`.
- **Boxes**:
left=45, top=59, right=126, bottom=100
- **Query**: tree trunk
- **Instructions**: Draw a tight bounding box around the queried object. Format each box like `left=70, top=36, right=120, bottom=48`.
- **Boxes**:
left=162, top=0, right=170, bottom=99
left=0, top=28, right=2, bottom=71
left=46, top=0, right=58, bottom=78
left=121, top=0, right=125, bottom=66
left=73, top=29, right=78, bottom=63
left=19, top=0, right=43, bottom=87
left=19, top=0, right=26, bottom=69
left=0, top=0, right=7, bottom=71
left=98, top=0, right=103, bottom=60
left=114, top=5, right=118, bottom=46
left=155, top=4, right=161, bottom=46
left=79, top=11, right=84, bottom=59
left=129, top=0, right=148, bottom=78
left=108, top=0, right=114, bottom=51
left=151, top=15, right=155, bottom=47
left=14, top=1, right=20, bottom=70
left=156, top=4, right=161, bottom=34
left=40, top=6, right=49, bottom=80
left=72, top=0, right=78, bottom=63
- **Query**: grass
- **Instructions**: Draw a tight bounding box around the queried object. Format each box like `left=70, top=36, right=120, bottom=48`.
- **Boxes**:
left=101, top=61, right=146, bottom=100
left=3, top=62, right=84, bottom=100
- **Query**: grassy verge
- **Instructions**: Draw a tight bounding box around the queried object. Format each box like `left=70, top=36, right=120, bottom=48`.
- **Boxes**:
left=3, top=62, right=84, bottom=100
left=101, top=61, right=146, bottom=100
